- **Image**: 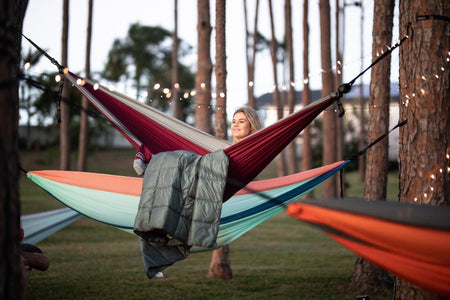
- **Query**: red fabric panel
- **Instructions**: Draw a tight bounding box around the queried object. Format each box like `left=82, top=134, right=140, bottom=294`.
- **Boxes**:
left=223, top=95, right=337, bottom=200
left=71, top=73, right=209, bottom=156
left=235, top=161, right=346, bottom=196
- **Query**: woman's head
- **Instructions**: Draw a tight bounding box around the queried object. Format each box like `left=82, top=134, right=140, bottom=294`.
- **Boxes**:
left=231, top=107, right=262, bottom=143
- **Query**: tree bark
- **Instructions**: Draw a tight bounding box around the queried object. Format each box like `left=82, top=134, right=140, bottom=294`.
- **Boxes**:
left=335, top=0, right=344, bottom=195
left=268, top=0, right=286, bottom=177
left=214, top=0, right=228, bottom=142
left=352, top=0, right=395, bottom=293
left=77, top=0, right=93, bottom=171
left=207, top=245, right=232, bottom=279
left=243, top=0, right=260, bottom=109
left=194, top=0, right=212, bottom=134
left=285, top=0, right=298, bottom=175
left=172, top=0, right=183, bottom=121
left=208, top=0, right=232, bottom=280
left=319, top=0, right=337, bottom=198
left=301, top=0, right=313, bottom=199
left=248, top=0, right=260, bottom=109
left=60, top=0, right=71, bottom=170
left=243, top=0, right=251, bottom=107
left=397, top=0, right=450, bottom=298
left=0, top=1, right=28, bottom=299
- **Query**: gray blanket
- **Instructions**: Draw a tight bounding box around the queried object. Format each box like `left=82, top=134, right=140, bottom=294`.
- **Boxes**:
left=134, top=149, right=229, bottom=277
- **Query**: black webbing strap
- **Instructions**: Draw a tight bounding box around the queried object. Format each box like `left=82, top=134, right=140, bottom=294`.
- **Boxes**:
left=22, top=33, right=66, bottom=122
left=337, top=34, right=409, bottom=98
left=347, top=120, right=407, bottom=161
left=21, top=33, right=65, bottom=73
left=339, top=120, right=407, bottom=199
left=417, top=14, right=450, bottom=22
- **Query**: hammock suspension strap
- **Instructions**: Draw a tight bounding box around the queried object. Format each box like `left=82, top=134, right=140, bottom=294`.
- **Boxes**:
left=21, top=33, right=66, bottom=123
left=339, top=120, right=408, bottom=198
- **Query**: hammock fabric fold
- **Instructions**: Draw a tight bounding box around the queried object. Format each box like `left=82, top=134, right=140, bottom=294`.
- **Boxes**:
left=21, top=208, right=82, bottom=245
left=286, top=198, right=450, bottom=298
left=27, top=160, right=349, bottom=251
left=64, top=72, right=338, bottom=201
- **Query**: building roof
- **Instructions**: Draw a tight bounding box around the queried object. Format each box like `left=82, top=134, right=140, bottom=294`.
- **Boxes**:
left=255, top=83, right=400, bottom=107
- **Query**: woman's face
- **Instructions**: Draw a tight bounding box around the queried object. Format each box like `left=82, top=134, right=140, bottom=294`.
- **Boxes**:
left=232, top=112, right=252, bottom=141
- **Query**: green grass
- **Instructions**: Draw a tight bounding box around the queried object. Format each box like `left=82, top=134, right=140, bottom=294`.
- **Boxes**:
left=20, top=149, right=395, bottom=299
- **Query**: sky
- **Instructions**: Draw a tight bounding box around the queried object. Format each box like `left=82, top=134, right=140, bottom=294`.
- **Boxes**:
left=21, top=0, right=398, bottom=122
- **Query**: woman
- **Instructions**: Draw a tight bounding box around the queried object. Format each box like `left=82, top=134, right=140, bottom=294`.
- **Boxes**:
left=133, top=107, right=262, bottom=277
left=231, top=107, right=262, bottom=143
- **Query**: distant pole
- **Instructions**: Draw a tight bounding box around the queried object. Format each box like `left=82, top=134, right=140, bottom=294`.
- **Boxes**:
left=343, top=1, right=365, bottom=180
left=358, top=2, right=365, bottom=181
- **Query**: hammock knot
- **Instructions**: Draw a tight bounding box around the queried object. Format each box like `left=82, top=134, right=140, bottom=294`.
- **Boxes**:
left=338, top=83, right=352, bottom=96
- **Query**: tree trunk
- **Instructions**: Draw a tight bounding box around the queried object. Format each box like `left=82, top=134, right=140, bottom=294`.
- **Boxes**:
left=268, top=0, right=286, bottom=177
left=77, top=0, right=93, bottom=171
left=301, top=0, right=313, bottom=199
left=335, top=0, right=344, bottom=195
left=243, top=0, right=260, bottom=109
left=194, top=0, right=212, bottom=133
left=208, top=0, right=232, bottom=280
left=0, top=1, right=28, bottom=299
left=172, top=0, right=183, bottom=121
left=285, top=0, right=298, bottom=175
left=352, top=0, right=395, bottom=292
left=243, top=0, right=251, bottom=107
left=397, top=0, right=450, bottom=298
left=319, top=0, right=337, bottom=198
left=207, top=245, right=232, bottom=279
left=214, top=0, right=228, bottom=142
left=248, top=0, right=260, bottom=109
left=60, top=0, right=71, bottom=170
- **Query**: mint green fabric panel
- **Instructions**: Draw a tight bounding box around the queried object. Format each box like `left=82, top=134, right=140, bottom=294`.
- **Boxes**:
left=27, top=173, right=139, bottom=229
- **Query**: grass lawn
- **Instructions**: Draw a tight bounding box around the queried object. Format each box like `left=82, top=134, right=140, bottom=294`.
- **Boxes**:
left=20, top=148, right=397, bottom=299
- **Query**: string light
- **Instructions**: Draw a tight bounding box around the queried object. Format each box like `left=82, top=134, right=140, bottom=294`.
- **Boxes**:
left=23, top=34, right=450, bottom=129
left=397, top=47, right=450, bottom=204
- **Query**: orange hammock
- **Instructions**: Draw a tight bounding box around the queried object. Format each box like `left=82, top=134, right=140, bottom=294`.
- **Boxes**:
left=287, top=198, right=450, bottom=298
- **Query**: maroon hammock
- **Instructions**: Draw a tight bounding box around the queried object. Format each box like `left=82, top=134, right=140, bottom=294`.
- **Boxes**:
left=65, top=72, right=339, bottom=202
